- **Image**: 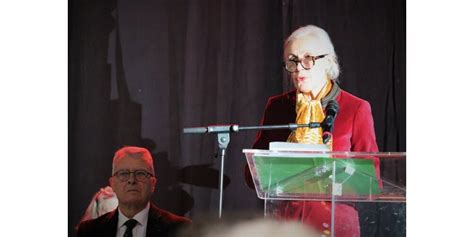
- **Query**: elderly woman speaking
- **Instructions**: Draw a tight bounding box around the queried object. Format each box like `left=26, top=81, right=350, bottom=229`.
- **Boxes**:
left=245, top=25, right=380, bottom=237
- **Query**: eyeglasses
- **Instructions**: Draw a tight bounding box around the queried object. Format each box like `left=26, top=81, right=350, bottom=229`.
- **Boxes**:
left=284, top=54, right=328, bottom=73
left=113, top=170, right=154, bottom=182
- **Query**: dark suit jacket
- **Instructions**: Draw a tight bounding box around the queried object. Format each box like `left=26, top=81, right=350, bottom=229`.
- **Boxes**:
left=77, top=203, right=191, bottom=237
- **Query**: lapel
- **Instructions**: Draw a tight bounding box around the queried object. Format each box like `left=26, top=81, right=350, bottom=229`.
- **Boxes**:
left=321, top=81, right=341, bottom=108
left=91, top=209, right=118, bottom=237
left=101, top=209, right=119, bottom=237
left=145, top=204, right=165, bottom=237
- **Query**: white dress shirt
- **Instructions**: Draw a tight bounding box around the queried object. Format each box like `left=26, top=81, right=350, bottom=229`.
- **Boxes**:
left=116, top=203, right=150, bottom=237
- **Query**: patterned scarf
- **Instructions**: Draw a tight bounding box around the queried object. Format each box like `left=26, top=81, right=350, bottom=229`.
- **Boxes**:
left=287, top=80, right=333, bottom=149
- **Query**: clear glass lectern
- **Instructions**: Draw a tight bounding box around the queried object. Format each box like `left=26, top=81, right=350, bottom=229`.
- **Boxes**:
left=243, top=149, right=406, bottom=237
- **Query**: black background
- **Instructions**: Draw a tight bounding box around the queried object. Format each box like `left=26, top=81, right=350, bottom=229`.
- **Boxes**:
left=69, top=0, right=405, bottom=236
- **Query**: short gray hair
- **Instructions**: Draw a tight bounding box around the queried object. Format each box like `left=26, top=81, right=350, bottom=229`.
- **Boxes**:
left=284, top=25, right=340, bottom=80
left=111, top=146, right=155, bottom=176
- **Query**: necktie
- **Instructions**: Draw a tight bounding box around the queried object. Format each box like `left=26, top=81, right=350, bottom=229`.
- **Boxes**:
left=123, top=219, right=138, bottom=237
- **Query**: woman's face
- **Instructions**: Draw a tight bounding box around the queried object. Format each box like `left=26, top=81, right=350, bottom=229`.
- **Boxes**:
left=284, top=36, right=330, bottom=97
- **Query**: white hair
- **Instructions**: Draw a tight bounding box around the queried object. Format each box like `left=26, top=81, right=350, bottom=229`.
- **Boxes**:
left=111, top=146, right=155, bottom=176
left=284, top=25, right=340, bottom=80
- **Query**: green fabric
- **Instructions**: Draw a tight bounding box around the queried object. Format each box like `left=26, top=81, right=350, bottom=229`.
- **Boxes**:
left=253, top=156, right=381, bottom=195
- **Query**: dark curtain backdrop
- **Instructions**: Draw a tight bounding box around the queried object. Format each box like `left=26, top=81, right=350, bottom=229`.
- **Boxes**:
left=69, top=0, right=405, bottom=236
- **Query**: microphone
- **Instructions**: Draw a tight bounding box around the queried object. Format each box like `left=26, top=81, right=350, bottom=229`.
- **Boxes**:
left=183, top=125, right=239, bottom=134
left=322, top=100, right=339, bottom=144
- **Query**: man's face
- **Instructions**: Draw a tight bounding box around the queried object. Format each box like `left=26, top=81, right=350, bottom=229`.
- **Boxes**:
left=284, top=36, right=330, bottom=96
left=109, top=155, right=156, bottom=208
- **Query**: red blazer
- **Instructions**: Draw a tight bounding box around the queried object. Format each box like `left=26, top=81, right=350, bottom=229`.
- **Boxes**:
left=246, top=85, right=379, bottom=237
left=247, top=86, right=379, bottom=187
left=252, top=88, right=378, bottom=152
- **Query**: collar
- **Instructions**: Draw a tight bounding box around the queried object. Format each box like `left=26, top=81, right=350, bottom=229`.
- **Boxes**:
left=117, top=202, right=150, bottom=228
left=291, top=81, right=341, bottom=108
left=321, top=81, right=341, bottom=108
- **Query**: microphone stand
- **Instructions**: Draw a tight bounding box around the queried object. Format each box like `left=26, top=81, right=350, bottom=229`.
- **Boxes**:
left=183, top=122, right=322, bottom=218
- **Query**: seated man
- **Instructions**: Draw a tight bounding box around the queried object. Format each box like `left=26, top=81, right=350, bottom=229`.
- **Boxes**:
left=77, top=146, right=191, bottom=237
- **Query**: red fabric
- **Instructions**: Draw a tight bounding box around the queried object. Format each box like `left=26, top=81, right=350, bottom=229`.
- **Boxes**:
left=277, top=201, right=360, bottom=237
left=246, top=89, right=379, bottom=237
left=251, top=89, right=378, bottom=152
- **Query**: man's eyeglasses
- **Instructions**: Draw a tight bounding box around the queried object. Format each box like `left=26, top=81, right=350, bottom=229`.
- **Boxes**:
left=113, top=170, right=153, bottom=182
left=284, top=54, right=328, bottom=73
